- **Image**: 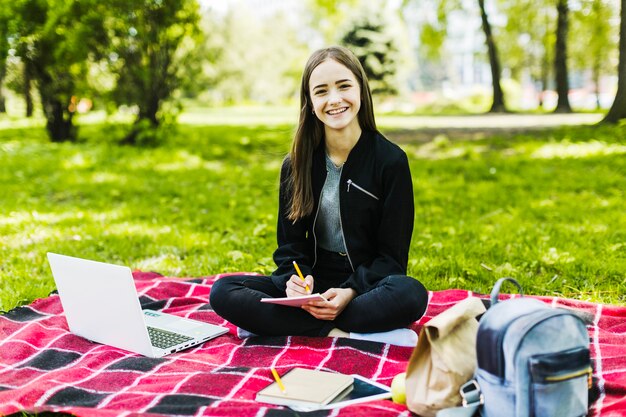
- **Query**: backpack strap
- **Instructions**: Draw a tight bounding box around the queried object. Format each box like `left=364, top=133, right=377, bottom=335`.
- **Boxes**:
left=436, top=380, right=483, bottom=417
left=490, top=277, right=523, bottom=306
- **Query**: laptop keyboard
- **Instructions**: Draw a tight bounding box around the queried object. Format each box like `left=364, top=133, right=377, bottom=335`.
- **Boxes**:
left=147, top=326, right=193, bottom=349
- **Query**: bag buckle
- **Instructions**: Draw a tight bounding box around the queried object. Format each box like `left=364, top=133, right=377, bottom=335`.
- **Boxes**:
left=460, top=380, right=484, bottom=407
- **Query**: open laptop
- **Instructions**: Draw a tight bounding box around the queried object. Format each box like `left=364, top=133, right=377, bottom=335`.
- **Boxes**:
left=47, top=252, right=228, bottom=358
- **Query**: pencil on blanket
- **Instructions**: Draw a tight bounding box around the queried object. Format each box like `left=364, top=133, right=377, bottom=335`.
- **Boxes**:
left=292, top=261, right=311, bottom=293
left=271, top=367, right=287, bottom=393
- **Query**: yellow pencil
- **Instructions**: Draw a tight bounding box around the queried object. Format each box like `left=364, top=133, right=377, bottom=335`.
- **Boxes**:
left=271, top=367, right=286, bottom=393
left=292, top=261, right=311, bottom=293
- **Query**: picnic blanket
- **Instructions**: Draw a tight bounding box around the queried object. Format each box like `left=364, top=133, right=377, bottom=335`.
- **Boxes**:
left=1, top=272, right=625, bottom=417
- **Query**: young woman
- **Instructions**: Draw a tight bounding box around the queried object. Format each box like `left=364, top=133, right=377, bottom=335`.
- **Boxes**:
left=210, top=46, right=428, bottom=346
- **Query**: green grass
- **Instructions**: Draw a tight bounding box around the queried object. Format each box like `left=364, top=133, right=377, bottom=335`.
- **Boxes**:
left=0, top=116, right=625, bottom=312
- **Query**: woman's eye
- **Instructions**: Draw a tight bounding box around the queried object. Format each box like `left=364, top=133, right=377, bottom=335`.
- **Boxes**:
left=314, top=90, right=327, bottom=95
left=340, top=84, right=351, bottom=89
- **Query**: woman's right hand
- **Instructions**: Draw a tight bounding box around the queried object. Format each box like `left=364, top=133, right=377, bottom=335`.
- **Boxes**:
left=286, top=274, right=314, bottom=297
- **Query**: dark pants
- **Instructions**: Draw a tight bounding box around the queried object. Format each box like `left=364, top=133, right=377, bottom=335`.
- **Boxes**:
left=209, top=249, right=428, bottom=337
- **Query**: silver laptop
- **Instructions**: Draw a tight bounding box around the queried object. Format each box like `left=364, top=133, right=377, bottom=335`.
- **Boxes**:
left=47, top=252, right=228, bottom=358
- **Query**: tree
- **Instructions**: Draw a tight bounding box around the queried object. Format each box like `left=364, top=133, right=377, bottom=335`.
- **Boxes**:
left=0, top=4, right=10, bottom=113
left=554, top=0, right=573, bottom=112
left=499, top=0, right=555, bottom=109
left=411, top=0, right=508, bottom=112
left=339, top=9, right=403, bottom=96
left=107, top=0, right=200, bottom=145
left=478, top=0, right=507, bottom=112
left=603, top=0, right=626, bottom=122
left=8, top=0, right=109, bottom=141
left=197, top=4, right=307, bottom=106
left=305, top=0, right=361, bottom=44
left=570, top=0, right=617, bottom=110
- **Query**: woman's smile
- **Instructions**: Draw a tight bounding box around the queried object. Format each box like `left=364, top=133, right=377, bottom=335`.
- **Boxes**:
left=327, top=107, right=348, bottom=115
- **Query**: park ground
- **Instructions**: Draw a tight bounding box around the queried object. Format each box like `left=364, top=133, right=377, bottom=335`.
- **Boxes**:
left=0, top=109, right=624, bottom=312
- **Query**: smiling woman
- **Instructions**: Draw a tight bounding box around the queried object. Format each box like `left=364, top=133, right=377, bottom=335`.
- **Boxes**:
left=209, top=46, right=428, bottom=347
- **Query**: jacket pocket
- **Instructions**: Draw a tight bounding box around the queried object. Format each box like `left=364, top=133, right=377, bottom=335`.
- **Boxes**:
left=528, top=347, right=590, bottom=417
left=346, top=179, right=379, bottom=200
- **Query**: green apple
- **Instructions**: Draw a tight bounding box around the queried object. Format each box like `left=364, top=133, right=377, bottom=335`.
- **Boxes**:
left=391, top=372, right=406, bottom=404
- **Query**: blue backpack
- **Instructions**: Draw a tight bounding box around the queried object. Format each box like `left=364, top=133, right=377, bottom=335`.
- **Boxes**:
left=439, top=278, right=592, bottom=417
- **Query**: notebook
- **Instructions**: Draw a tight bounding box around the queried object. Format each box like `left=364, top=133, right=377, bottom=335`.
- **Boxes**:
left=47, top=252, right=228, bottom=358
left=260, top=293, right=327, bottom=307
left=255, top=367, right=354, bottom=408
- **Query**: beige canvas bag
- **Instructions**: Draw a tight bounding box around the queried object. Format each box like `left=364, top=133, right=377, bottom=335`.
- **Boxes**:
left=405, top=297, right=486, bottom=417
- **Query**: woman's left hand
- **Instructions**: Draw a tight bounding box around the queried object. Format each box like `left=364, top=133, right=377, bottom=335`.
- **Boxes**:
left=302, top=288, right=357, bottom=320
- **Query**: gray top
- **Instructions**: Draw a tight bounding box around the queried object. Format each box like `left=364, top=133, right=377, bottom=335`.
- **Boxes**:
left=315, top=154, right=347, bottom=253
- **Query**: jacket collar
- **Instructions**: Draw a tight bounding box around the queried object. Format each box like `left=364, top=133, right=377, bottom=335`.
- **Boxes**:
left=313, top=129, right=375, bottom=168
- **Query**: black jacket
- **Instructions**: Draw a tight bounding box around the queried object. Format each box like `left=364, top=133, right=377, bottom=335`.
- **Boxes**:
left=271, top=130, right=414, bottom=295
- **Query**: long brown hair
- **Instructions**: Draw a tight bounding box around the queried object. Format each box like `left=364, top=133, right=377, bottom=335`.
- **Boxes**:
left=287, top=46, right=377, bottom=221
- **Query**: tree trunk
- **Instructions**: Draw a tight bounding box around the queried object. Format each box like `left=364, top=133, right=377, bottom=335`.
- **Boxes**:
left=593, top=63, right=601, bottom=110
left=0, top=65, right=6, bottom=114
left=478, top=0, right=507, bottom=113
left=43, top=97, right=76, bottom=142
left=539, top=57, right=550, bottom=109
left=603, top=0, right=626, bottom=123
left=121, top=94, right=161, bottom=145
left=141, top=93, right=161, bottom=127
left=39, top=82, right=76, bottom=142
left=24, top=60, right=34, bottom=118
left=554, top=0, right=572, bottom=113
left=34, top=62, right=77, bottom=142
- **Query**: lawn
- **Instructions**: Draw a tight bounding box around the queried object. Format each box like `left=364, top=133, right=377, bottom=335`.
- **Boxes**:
left=0, top=113, right=625, bottom=312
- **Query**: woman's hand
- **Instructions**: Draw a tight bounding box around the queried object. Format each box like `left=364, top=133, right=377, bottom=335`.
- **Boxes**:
left=302, top=288, right=357, bottom=320
left=286, top=274, right=314, bottom=297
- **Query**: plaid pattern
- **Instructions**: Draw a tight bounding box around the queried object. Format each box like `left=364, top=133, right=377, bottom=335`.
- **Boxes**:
left=0, top=273, right=624, bottom=417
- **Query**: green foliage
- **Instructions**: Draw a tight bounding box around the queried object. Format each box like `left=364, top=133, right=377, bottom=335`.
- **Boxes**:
left=305, top=0, right=361, bottom=44
left=410, top=0, right=461, bottom=62
left=1, top=114, right=625, bottom=311
left=106, top=0, right=200, bottom=136
left=196, top=4, right=307, bottom=106
left=570, top=0, right=618, bottom=75
left=339, top=5, right=405, bottom=96
left=7, top=0, right=110, bottom=140
left=498, top=0, right=555, bottom=83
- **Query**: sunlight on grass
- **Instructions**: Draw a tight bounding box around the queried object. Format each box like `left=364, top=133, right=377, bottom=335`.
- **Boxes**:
left=0, top=117, right=45, bottom=130
left=179, top=106, right=299, bottom=126
left=531, top=140, right=626, bottom=159
left=153, top=150, right=226, bottom=172
left=136, top=253, right=186, bottom=275
left=541, top=247, right=576, bottom=265
left=409, top=135, right=490, bottom=160
left=0, top=210, right=88, bottom=228
left=91, top=172, right=128, bottom=184
left=0, top=228, right=64, bottom=248
left=62, top=152, right=96, bottom=169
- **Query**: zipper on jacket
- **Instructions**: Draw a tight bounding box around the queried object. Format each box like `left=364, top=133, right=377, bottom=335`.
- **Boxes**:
left=346, top=179, right=379, bottom=200
left=311, top=174, right=326, bottom=269
left=338, top=209, right=355, bottom=272
left=339, top=169, right=355, bottom=272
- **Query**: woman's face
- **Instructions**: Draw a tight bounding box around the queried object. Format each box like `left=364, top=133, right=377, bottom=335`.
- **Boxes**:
left=308, top=59, right=361, bottom=133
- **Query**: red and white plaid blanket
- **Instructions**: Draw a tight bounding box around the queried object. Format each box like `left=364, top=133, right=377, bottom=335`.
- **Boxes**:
left=1, top=272, right=625, bottom=417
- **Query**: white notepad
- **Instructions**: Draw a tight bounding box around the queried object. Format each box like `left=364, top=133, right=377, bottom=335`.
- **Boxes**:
left=260, top=293, right=328, bottom=307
